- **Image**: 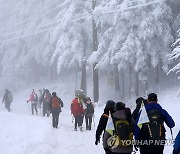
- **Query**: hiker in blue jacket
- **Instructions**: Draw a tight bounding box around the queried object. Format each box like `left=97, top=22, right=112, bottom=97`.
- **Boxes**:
left=134, top=93, right=175, bottom=154
left=173, top=131, right=180, bottom=154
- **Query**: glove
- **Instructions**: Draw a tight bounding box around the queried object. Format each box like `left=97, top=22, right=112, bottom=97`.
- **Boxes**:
left=26, top=101, right=29, bottom=103
left=95, top=137, right=100, bottom=145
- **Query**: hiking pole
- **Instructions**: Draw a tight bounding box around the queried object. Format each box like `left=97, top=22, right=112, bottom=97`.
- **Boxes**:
left=170, top=128, right=174, bottom=140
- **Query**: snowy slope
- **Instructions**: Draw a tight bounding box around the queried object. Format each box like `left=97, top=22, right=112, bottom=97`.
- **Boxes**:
left=0, top=85, right=179, bottom=154
left=0, top=111, right=103, bottom=154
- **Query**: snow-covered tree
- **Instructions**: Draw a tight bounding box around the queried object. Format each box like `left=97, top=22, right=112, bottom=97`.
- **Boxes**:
left=51, top=0, right=92, bottom=73
left=90, top=0, right=175, bottom=97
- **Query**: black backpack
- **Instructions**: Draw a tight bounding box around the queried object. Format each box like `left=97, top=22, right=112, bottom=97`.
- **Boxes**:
left=114, top=119, right=133, bottom=147
left=141, top=109, right=164, bottom=140
left=86, top=103, right=94, bottom=115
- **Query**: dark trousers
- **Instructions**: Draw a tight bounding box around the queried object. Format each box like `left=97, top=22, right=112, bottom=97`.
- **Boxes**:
left=74, top=115, right=84, bottom=129
left=140, top=145, right=164, bottom=154
left=31, top=103, right=38, bottom=115
left=5, top=101, right=11, bottom=112
left=43, top=101, right=50, bottom=116
left=52, top=109, right=60, bottom=128
left=85, top=115, right=93, bottom=130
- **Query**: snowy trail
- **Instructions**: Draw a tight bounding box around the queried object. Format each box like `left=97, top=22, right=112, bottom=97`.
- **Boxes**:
left=0, top=90, right=104, bottom=154
left=0, top=110, right=104, bottom=154
left=0, top=87, right=179, bottom=154
left=49, top=112, right=103, bottom=154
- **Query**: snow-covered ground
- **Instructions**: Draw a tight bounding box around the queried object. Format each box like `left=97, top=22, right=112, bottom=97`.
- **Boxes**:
left=0, top=85, right=179, bottom=154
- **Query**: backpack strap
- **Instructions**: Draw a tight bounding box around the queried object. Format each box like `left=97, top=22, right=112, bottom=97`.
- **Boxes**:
left=147, top=123, right=153, bottom=138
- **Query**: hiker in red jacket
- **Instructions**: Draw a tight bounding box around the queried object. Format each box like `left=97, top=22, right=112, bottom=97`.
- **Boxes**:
left=71, top=97, right=85, bottom=131
left=27, top=89, right=38, bottom=115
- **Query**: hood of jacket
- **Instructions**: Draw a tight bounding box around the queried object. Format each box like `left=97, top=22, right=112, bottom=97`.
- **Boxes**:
left=112, top=110, right=126, bottom=120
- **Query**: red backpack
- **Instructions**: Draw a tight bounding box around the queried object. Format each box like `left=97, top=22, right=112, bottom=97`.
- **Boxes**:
left=52, top=97, right=60, bottom=108
left=71, top=98, right=84, bottom=115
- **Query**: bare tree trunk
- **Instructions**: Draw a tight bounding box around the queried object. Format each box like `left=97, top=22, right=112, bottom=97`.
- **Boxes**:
left=93, top=63, right=99, bottom=102
left=81, top=60, right=87, bottom=96
left=135, top=71, right=139, bottom=97
left=120, top=69, right=125, bottom=100
left=114, top=64, right=120, bottom=91
left=75, top=61, right=79, bottom=91
left=34, top=60, right=38, bottom=83
left=155, top=65, right=159, bottom=84
left=47, top=64, right=52, bottom=82
left=50, top=65, right=53, bottom=82
left=92, top=0, right=99, bottom=102
left=155, top=63, right=161, bottom=94
left=129, top=63, right=132, bottom=98
left=143, top=71, right=148, bottom=96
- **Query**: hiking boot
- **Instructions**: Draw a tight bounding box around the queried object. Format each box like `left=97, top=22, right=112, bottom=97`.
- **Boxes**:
left=74, top=128, right=77, bottom=131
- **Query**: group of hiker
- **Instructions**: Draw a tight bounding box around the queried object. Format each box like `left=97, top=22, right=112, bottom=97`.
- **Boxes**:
left=27, top=88, right=54, bottom=116
left=71, top=89, right=95, bottom=131
left=26, top=88, right=95, bottom=131
left=26, top=88, right=64, bottom=128
left=1, top=88, right=95, bottom=131
left=1, top=88, right=180, bottom=153
left=95, top=93, right=179, bottom=154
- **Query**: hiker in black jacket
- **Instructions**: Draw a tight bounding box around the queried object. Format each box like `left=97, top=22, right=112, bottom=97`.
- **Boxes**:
left=84, top=97, right=94, bottom=131
left=132, top=97, right=147, bottom=121
left=103, top=102, right=134, bottom=154
left=95, top=100, right=115, bottom=153
left=2, top=89, right=13, bottom=112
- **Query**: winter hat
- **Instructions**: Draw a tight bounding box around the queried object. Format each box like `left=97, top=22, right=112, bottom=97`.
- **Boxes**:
left=148, top=93, right=157, bottom=102
left=136, top=97, right=147, bottom=107
left=136, top=97, right=144, bottom=104
left=114, top=102, right=125, bottom=111
left=52, top=92, right=56, bottom=96
left=104, top=100, right=115, bottom=114
left=105, top=100, right=115, bottom=110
